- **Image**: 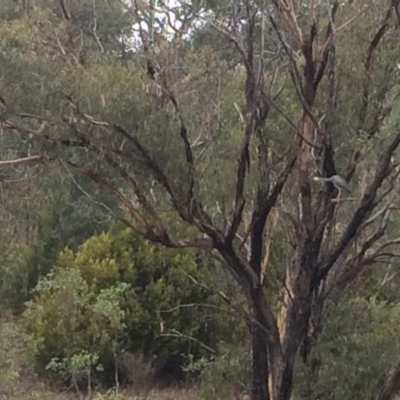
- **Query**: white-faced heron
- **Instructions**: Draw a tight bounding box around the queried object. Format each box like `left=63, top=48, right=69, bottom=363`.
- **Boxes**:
left=313, top=175, right=350, bottom=201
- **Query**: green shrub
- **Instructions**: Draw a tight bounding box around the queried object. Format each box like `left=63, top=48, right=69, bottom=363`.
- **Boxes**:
left=195, top=343, right=251, bottom=400
left=23, top=223, right=243, bottom=384
left=293, top=296, right=400, bottom=400
left=0, top=319, right=21, bottom=397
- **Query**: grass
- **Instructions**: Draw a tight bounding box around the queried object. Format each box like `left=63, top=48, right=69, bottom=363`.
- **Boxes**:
left=0, top=387, right=199, bottom=400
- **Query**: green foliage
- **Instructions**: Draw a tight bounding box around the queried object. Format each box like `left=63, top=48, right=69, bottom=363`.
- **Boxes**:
left=196, top=343, right=251, bottom=400
left=23, top=223, right=242, bottom=383
left=45, top=350, right=102, bottom=393
left=0, top=171, right=114, bottom=311
left=294, top=296, right=400, bottom=400
left=23, top=264, right=137, bottom=381
left=0, top=317, right=31, bottom=399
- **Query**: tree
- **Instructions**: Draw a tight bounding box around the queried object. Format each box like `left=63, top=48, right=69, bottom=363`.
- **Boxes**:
left=1, top=1, right=400, bottom=399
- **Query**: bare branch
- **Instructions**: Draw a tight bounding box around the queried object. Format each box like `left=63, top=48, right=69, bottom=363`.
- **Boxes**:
left=160, top=329, right=216, bottom=354
left=315, top=130, right=400, bottom=287
left=266, top=11, right=322, bottom=139
left=336, top=6, right=370, bottom=31
left=3, top=118, right=88, bottom=147
left=0, top=155, right=44, bottom=166
left=365, top=238, right=400, bottom=265
left=226, top=124, right=252, bottom=244
left=270, top=0, right=303, bottom=47
left=214, top=23, right=318, bottom=151
left=64, top=95, right=180, bottom=205
left=90, top=141, right=169, bottom=237
left=67, top=161, right=212, bottom=250
left=158, top=78, right=195, bottom=203
left=226, top=4, right=266, bottom=244
left=58, top=0, right=71, bottom=20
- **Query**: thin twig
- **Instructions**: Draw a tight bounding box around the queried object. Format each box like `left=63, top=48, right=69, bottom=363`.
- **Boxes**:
left=0, top=155, right=44, bottom=166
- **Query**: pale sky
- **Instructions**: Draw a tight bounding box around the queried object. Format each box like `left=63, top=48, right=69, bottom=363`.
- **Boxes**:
left=127, top=0, right=212, bottom=48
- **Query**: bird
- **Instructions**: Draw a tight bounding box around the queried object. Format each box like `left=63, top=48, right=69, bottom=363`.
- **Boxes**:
left=313, top=175, right=351, bottom=201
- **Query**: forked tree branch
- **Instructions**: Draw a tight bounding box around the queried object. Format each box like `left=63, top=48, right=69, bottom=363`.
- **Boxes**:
left=68, top=161, right=212, bottom=250
left=226, top=3, right=259, bottom=244
left=63, top=96, right=227, bottom=244
left=3, top=98, right=214, bottom=247
left=226, top=122, right=252, bottom=244
left=248, top=154, right=297, bottom=281
left=64, top=96, right=183, bottom=210
left=269, top=0, right=303, bottom=47
left=146, top=68, right=195, bottom=203
left=210, top=9, right=319, bottom=150
left=83, top=135, right=169, bottom=237
left=315, top=130, right=400, bottom=287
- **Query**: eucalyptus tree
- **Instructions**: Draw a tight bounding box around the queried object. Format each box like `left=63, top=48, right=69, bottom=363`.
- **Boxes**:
left=1, top=1, right=400, bottom=400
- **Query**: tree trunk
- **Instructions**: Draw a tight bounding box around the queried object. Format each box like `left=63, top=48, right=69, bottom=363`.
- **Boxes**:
left=273, top=361, right=295, bottom=400
left=375, top=356, right=400, bottom=400
left=251, top=321, right=269, bottom=400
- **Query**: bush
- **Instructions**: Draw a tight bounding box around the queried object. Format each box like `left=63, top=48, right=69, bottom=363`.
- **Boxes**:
left=22, top=223, right=243, bottom=386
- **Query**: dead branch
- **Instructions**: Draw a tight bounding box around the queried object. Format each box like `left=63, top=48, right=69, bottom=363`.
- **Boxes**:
left=336, top=6, right=370, bottom=31
left=63, top=95, right=227, bottom=247
left=67, top=161, right=154, bottom=234
left=58, top=0, right=71, bottom=20
left=0, top=155, right=44, bottom=166
left=248, top=154, right=297, bottom=263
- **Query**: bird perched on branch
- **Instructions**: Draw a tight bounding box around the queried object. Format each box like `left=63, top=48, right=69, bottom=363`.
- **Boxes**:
left=313, top=174, right=350, bottom=201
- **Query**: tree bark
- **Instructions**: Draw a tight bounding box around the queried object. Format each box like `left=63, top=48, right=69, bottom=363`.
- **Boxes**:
left=375, top=357, right=400, bottom=400
left=251, top=322, right=269, bottom=400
